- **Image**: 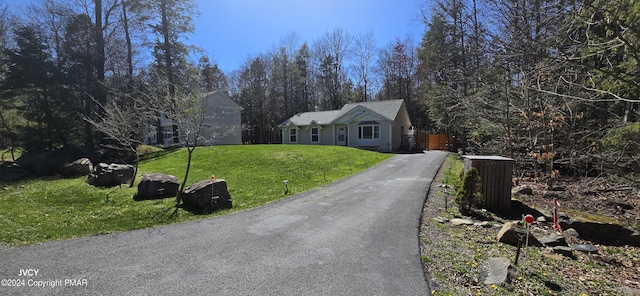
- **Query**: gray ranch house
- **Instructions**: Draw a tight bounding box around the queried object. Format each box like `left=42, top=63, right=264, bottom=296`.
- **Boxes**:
left=145, top=91, right=242, bottom=147
left=279, top=99, right=414, bottom=152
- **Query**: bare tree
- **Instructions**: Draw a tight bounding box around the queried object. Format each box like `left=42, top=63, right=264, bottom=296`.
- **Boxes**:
left=82, top=96, right=149, bottom=187
left=144, top=66, right=206, bottom=205
left=353, top=31, right=376, bottom=102
left=313, top=28, right=353, bottom=109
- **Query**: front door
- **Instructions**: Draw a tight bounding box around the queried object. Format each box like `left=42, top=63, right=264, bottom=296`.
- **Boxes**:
left=337, top=127, right=347, bottom=146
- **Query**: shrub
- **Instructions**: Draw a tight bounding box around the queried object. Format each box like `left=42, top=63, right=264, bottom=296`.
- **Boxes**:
left=455, top=168, right=483, bottom=214
left=600, top=123, right=640, bottom=181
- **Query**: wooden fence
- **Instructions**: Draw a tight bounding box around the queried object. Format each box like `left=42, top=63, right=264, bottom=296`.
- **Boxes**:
left=463, top=155, right=514, bottom=212
left=414, top=134, right=455, bottom=151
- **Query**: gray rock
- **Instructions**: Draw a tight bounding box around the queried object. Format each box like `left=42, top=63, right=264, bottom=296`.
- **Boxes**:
left=434, top=216, right=449, bottom=223
left=571, top=243, right=598, bottom=253
left=0, top=163, right=30, bottom=182
left=542, top=190, right=573, bottom=200
left=136, top=173, right=179, bottom=200
left=181, top=179, right=232, bottom=212
left=563, top=228, right=580, bottom=238
left=496, top=221, right=543, bottom=247
left=552, top=246, right=574, bottom=257
left=560, top=220, right=640, bottom=246
left=451, top=218, right=474, bottom=226
left=474, top=221, right=492, bottom=228
left=483, top=257, right=512, bottom=285
left=60, top=158, right=93, bottom=177
left=17, top=149, right=83, bottom=176
left=539, top=233, right=567, bottom=247
left=512, top=185, right=533, bottom=196
left=87, top=163, right=134, bottom=187
left=618, top=286, right=640, bottom=296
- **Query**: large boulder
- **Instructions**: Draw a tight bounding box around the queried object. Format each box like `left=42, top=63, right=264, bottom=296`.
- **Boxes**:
left=496, top=221, right=543, bottom=247
left=17, top=148, right=84, bottom=176
left=539, top=233, right=568, bottom=247
left=512, top=185, right=533, bottom=196
left=181, top=179, right=232, bottom=212
left=559, top=220, right=640, bottom=246
left=135, top=173, right=179, bottom=200
left=0, top=162, right=31, bottom=182
left=87, top=163, right=134, bottom=187
left=60, top=158, right=93, bottom=177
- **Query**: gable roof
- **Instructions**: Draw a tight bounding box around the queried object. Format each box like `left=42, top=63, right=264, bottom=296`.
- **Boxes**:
left=279, top=99, right=405, bottom=127
left=279, top=110, right=341, bottom=126
left=203, top=91, right=243, bottom=110
left=335, top=100, right=404, bottom=122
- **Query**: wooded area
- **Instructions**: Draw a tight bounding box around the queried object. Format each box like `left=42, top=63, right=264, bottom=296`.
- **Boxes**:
left=0, top=0, right=638, bottom=183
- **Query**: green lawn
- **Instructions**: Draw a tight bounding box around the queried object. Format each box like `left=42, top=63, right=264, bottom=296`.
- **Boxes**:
left=0, top=145, right=393, bottom=246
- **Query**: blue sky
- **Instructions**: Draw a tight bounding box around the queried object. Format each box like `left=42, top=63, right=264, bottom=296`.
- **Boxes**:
left=192, top=0, right=426, bottom=72
left=5, top=0, right=427, bottom=73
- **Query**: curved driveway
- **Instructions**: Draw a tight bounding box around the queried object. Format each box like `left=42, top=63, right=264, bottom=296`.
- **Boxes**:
left=0, top=150, right=447, bottom=296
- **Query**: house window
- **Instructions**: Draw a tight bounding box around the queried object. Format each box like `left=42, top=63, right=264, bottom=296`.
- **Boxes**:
left=163, top=128, right=174, bottom=145
left=358, top=125, right=379, bottom=140
left=289, top=128, right=298, bottom=143
left=310, top=127, right=319, bottom=143
left=357, top=121, right=380, bottom=147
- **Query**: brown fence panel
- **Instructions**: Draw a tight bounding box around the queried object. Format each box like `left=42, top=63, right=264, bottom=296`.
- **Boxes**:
left=428, top=134, right=453, bottom=150
left=463, top=156, right=513, bottom=212
left=415, top=134, right=429, bottom=150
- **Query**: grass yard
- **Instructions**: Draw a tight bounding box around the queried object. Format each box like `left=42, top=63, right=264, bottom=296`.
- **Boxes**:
left=0, top=145, right=393, bottom=246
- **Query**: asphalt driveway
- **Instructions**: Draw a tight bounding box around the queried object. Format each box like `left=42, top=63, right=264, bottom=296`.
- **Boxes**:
left=0, top=150, right=448, bottom=296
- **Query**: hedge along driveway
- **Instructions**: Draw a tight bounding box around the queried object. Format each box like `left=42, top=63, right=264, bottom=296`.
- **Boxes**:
left=0, top=145, right=393, bottom=246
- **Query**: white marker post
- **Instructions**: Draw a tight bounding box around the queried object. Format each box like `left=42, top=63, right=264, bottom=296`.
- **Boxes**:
left=524, top=214, right=534, bottom=247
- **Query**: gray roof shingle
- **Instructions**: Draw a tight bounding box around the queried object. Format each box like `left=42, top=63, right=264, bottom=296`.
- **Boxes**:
left=279, top=99, right=404, bottom=127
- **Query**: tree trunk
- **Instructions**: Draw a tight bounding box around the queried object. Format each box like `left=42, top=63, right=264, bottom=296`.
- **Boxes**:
left=121, top=0, right=134, bottom=84
left=130, top=147, right=139, bottom=188
left=159, top=0, right=179, bottom=144
left=177, top=146, right=195, bottom=205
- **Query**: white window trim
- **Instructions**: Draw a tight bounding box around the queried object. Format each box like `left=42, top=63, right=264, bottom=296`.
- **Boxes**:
left=310, top=127, right=320, bottom=143
left=289, top=128, right=298, bottom=143
left=358, top=125, right=380, bottom=140
left=357, top=124, right=380, bottom=146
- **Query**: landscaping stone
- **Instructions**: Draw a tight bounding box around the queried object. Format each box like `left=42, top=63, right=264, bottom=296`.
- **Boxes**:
left=434, top=216, right=449, bottom=223
left=542, top=190, right=573, bottom=200
left=571, top=243, right=598, bottom=254
left=618, top=286, right=640, bottom=296
left=181, top=179, right=232, bottom=212
left=496, top=221, right=543, bottom=247
left=539, top=233, right=567, bottom=247
left=474, top=221, right=492, bottom=228
left=560, top=220, right=640, bottom=246
left=552, top=246, right=574, bottom=258
left=135, top=173, right=179, bottom=200
left=483, top=257, right=512, bottom=285
left=0, top=163, right=30, bottom=182
left=563, top=228, right=580, bottom=238
left=536, top=216, right=548, bottom=223
left=512, top=185, right=533, bottom=196
left=87, top=163, right=134, bottom=187
left=451, top=218, right=474, bottom=226
left=60, top=158, right=93, bottom=177
left=17, top=148, right=84, bottom=176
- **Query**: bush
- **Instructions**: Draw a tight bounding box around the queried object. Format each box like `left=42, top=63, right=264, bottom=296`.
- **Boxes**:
left=454, top=168, right=483, bottom=214
left=600, top=123, right=640, bottom=181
